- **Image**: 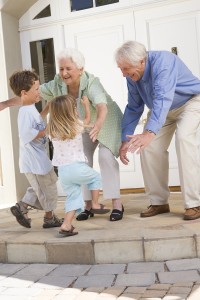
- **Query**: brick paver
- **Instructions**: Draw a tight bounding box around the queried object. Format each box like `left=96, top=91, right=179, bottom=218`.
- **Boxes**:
left=0, top=259, right=200, bottom=298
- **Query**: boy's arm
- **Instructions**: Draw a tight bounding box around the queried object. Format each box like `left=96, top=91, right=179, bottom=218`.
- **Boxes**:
left=81, top=96, right=91, bottom=125
left=33, top=129, right=46, bottom=140
left=0, top=96, right=22, bottom=111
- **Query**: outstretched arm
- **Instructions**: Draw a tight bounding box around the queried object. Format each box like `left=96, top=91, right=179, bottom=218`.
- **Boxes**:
left=40, top=102, right=49, bottom=120
left=0, top=96, right=22, bottom=111
left=81, top=96, right=91, bottom=125
left=89, top=103, right=107, bottom=142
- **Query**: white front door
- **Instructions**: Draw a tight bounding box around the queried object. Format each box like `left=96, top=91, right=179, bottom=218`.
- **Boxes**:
left=134, top=2, right=200, bottom=187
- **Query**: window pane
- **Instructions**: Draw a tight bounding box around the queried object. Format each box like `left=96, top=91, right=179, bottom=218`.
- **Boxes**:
left=95, top=0, right=119, bottom=6
left=29, top=38, right=56, bottom=162
left=30, top=38, right=56, bottom=112
left=71, top=0, right=93, bottom=12
left=33, top=5, right=51, bottom=19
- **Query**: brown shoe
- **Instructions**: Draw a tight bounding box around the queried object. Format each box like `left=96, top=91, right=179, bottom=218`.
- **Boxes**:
left=184, top=207, right=200, bottom=220
left=140, top=204, right=170, bottom=218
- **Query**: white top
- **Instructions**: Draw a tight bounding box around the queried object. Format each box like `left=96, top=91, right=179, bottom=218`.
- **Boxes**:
left=52, top=131, right=87, bottom=166
left=18, top=104, right=52, bottom=175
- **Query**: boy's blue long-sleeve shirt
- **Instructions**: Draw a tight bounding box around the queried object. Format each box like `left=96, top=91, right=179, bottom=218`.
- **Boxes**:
left=122, top=51, right=200, bottom=141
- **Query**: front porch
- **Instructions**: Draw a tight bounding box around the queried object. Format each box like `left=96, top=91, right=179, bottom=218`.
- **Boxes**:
left=0, top=192, right=199, bottom=264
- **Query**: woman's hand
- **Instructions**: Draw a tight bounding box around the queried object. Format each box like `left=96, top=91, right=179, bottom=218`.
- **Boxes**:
left=89, top=103, right=107, bottom=142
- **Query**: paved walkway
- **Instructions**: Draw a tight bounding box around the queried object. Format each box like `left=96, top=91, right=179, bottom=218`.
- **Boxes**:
left=0, top=259, right=200, bottom=299
left=1, top=192, right=200, bottom=298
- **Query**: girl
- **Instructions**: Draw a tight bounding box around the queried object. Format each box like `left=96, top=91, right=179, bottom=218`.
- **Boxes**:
left=47, top=95, right=109, bottom=236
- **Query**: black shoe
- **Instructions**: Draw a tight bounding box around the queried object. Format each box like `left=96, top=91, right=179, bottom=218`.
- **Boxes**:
left=110, top=205, right=124, bottom=222
left=76, top=209, right=94, bottom=221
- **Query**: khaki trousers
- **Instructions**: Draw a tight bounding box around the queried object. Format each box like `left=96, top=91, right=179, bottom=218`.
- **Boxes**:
left=141, top=95, right=200, bottom=208
left=22, top=168, right=58, bottom=211
left=82, top=132, right=120, bottom=200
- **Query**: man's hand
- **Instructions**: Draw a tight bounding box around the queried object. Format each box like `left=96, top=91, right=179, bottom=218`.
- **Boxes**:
left=126, top=131, right=155, bottom=154
left=119, top=141, right=130, bottom=165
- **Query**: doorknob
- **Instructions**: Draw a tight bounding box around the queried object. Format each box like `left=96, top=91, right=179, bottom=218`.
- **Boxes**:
left=138, top=118, right=147, bottom=125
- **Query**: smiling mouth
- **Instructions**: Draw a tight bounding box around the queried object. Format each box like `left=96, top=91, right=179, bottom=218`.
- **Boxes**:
left=63, top=75, right=70, bottom=80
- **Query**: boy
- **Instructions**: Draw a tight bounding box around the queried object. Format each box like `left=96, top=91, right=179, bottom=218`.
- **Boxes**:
left=9, top=70, right=62, bottom=229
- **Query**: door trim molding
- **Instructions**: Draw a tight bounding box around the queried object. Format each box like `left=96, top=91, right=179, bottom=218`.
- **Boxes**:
left=120, top=186, right=181, bottom=194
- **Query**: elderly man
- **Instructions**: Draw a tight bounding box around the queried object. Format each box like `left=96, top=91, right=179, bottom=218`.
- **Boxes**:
left=115, top=40, right=200, bottom=220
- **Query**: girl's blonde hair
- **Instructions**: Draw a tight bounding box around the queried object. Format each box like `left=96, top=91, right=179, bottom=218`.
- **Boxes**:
left=47, top=95, right=82, bottom=140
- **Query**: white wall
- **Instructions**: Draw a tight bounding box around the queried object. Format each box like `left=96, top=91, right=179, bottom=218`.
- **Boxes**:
left=0, top=11, right=29, bottom=207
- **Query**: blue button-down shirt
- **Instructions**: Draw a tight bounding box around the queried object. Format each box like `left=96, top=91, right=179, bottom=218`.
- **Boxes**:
left=122, top=51, right=200, bottom=140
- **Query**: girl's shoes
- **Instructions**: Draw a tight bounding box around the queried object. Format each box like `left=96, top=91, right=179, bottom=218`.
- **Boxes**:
left=76, top=209, right=94, bottom=221
left=59, top=225, right=78, bottom=237
left=110, top=205, right=124, bottom=221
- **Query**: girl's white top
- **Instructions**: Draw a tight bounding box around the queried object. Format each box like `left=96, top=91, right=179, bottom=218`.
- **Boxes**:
left=51, top=129, right=87, bottom=166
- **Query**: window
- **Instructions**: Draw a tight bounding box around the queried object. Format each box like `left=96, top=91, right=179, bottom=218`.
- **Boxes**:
left=33, top=5, right=51, bottom=19
left=30, top=38, right=56, bottom=112
left=96, top=0, right=119, bottom=7
left=70, top=0, right=119, bottom=12
left=71, top=0, right=93, bottom=11
left=29, top=38, right=56, bottom=163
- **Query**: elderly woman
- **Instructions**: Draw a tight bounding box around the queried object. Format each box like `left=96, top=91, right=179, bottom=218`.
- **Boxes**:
left=1, top=48, right=124, bottom=221
left=41, top=48, right=124, bottom=221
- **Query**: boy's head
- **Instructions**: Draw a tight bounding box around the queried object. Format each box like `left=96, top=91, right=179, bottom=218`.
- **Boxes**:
left=9, top=70, right=40, bottom=105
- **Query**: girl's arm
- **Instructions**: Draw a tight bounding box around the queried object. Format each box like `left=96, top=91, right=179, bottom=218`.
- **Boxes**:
left=81, top=96, right=91, bottom=125
left=40, top=102, right=49, bottom=120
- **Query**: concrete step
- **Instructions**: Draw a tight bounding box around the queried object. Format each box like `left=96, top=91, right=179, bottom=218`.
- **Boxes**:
left=0, top=193, right=199, bottom=264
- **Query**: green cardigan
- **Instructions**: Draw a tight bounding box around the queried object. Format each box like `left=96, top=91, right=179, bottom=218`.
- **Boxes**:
left=40, top=71, right=122, bottom=157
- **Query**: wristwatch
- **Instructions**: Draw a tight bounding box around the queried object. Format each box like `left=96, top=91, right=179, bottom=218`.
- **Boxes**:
left=146, top=129, right=156, bottom=135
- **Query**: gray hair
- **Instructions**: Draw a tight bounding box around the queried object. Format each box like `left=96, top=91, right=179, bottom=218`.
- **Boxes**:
left=115, top=41, right=147, bottom=66
left=56, top=48, right=85, bottom=69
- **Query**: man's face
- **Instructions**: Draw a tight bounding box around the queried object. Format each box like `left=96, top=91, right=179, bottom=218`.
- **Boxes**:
left=117, top=60, right=145, bottom=81
left=22, top=80, right=41, bottom=105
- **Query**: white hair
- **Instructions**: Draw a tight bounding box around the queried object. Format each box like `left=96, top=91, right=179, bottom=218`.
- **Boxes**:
left=115, top=41, right=147, bottom=66
left=56, top=48, right=85, bottom=69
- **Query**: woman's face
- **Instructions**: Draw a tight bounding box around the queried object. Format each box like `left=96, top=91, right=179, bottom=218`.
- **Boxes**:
left=58, top=58, right=82, bottom=86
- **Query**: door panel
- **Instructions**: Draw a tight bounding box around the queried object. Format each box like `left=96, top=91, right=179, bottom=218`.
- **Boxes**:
left=135, top=5, right=200, bottom=186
